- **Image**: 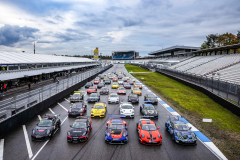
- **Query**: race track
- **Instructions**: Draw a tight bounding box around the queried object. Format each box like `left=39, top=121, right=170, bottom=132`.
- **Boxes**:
left=2, top=64, right=218, bottom=160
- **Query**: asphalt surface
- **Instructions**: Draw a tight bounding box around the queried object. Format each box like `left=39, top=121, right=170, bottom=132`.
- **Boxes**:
left=2, top=64, right=218, bottom=160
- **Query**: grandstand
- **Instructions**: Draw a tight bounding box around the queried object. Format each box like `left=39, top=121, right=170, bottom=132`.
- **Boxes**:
left=112, top=51, right=139, bottom=60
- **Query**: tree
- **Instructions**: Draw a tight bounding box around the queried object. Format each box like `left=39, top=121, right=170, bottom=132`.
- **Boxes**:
left=217, top=32, right=238, bottom=46
left=201, top=42, right=208, bottom=49
left=205, top=34, right=219, bottom=48
left=237, top=30, right=240, bottom=43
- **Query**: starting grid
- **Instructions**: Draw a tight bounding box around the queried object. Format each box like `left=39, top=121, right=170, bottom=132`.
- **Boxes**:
left=129, top=74, right=227, bottom=160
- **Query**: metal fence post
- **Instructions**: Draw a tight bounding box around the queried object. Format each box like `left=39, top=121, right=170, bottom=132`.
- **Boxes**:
left=39, top=88, right=41, bottom=102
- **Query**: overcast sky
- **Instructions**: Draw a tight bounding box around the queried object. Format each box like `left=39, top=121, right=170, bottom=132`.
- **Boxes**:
left=0, top=0, right=239, bottom=56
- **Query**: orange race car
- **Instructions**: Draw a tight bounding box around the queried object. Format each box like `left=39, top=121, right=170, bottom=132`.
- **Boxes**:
left=137, top=119, right=162, bottom=145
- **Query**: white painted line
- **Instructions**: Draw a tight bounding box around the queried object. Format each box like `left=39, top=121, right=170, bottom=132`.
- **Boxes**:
left=171, top=112, right=181, bottom=116
left=31, top=140, right=49, bottom=160
left=22, top=125, right=33, bottom=159
left=204, top=142, right=228, bottom=160
left=61, top=116, right=68, bottom=125
left=37, top=115, right=41, bottom=120
left=64, top=98, right=70, bottom=102
left=186, top=123, right=199, bottom=132
left=57, top=103, right=68, bottom=112
left=48, top=108, right=55, bottom=114
left=0, top=139, right=4, bottom=160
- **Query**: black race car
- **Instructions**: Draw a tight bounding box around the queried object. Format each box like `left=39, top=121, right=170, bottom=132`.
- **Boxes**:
left=85, top=82, right=93, bottom=88
left=97, top=82, right=105, bottom=89
left=100, top=87, right=109, bottom=95
left=105, top=79, right=111, bottom=84
left=70, top=91, right=84, bottom=103
left=68, top=102, right=87, bottom=117
left=140, top=103, right=158, bottom=119
left=67, top=117, right=92, bottom=143
left=123, top=82, right=131, bottom=89
left=128, top=94, right=139, bottom=103
left=98, top=74, right=104, bottom=79
left=31, top=114, right=61, bottom=141
left=144, top=94, right=158, bottom=104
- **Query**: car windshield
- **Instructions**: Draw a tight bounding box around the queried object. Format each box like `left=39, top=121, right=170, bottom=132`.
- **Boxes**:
left=174, top=124, right=189, bottom=131
left=72, top=94, right=79, bottom=98
left=109, top=124, right=123, bottom=130
left=113, top=83, right=118, bottom=85
left=134, top=89, right=140, bottom=91
left=89, top=87, right=95, bottom=89
left=110, top=94, right=118, bottom=97
left=90, top=94, right=98, bottom=97
left=99, top=83, right=104, bottom=85
left=72, top=104, right=82, bottom=108
left=38, top=120, right=52, bottom=127
left=118, top=80, right=123, bottom=82
left=130, top=94, right=138, bottom=98
left=142, top=124, right=156, bottom=131
left=86, top=82, right=91, bottom=85
left=122, top=105, right=133, bottom=109
left=119, top=87, right=125, bottom=90
left=101, top=87, right=108, bottom=90
left=144, top=105, right=155, bottom=110
left=147, top=95, right=156, bottom=98
left=93, top=105, right=104, bottom=109
left=72, top=122, right=86, bottom=129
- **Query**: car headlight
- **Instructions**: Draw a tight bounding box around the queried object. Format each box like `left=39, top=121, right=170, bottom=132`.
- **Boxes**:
left=91, top=111, right=93, bottom=113
left=141, top=134, right=145, bottom=138
left=47, top=130, right=50, bottom=135
left=158, top=134, right=161, bottom=138
left=102, top=111, right=105, bottom=113
left=106, top=132, right=110, bottom=137
left=177, top=132, right=182, bottom=139
left=123, top=132, right=127, bottom=137
left=120, top=111, right=123, bottom=114
left=67, top=132, right=71, bottom=136
left=82, top=132, right=86, bottom=136
left=191, top=133, right=196, bottom=139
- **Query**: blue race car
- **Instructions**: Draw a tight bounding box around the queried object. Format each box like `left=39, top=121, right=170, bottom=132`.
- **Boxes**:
left=105, top=118, right=128, bottom=144
left=165, top=116, right=197, bottom=145
left=87, top=93, right=100, bottom=103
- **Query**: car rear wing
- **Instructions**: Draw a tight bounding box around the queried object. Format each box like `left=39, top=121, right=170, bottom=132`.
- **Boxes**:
left=74, top=91, right=85, bottom=93
left=140, top=101, right=153, bottom=103
left=108, top=115, right=126, bottom=118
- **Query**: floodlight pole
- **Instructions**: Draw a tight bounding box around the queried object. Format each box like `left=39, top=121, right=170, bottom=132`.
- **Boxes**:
left=34, top=42, right=35, bottom=54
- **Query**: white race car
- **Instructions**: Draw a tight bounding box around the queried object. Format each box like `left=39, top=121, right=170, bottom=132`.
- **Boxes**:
left=119, top=102, right=134, bottom=118
left=118, top=80, right=124, bottom=85
left=108, top=93, right=119, bottom=104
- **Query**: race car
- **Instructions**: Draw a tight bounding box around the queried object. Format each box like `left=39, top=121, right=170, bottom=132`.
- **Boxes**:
left=120, top=102, right=134, bottom=118
left=140, top=103, right=158, bottom=119
left=118, top=71, right=122, bottom=74
left=144, top=94, right=158, bottom=104
left=100, top=87, right=109, bottom=95
left=118, top=74, right=123, bottom=79
left=98, top=74, right=104, bottom=79
left=105, top=118, right=128, bottom=144
left=123, top=82, right=131, bottom=89
left=128, top=94, right=139, bottom=103
left=105, top=79, right=111, bottom=84
left=112, top=82, right=119, bottom=89
left=67, top=117, right=92, bottom=143
left=165, top=116, right=197, bottom=145
left=97, top=82, right=105, bottom=89
left=108, top=93, right=119, bottom=104
left=31, top=114, right=61, bottom=141
left=87, top=86, right=97, bottom=94
left=117, top=87, right=126, bottom=95
left=87, top=93, right=100, bottom=103
left=113, top=77, right=118, bottom=82
left=127, top=80, right=134, bottom=85
left=70, top=91, right=84, bottom=103
left=85, top=82, right=93, bottom=88
left=122, top=77, right=128, bottom=82
left=94, top=79, right=101, bottom=84
left=132, top=87, right=142, bottom=96
left=91, top=103, right=107, bottom=118
left=68, top=102, right=87, bottom=117
left=137, top=119, right=162, bottom=145
left=118, top=80, right=124, bottom=85
left=104, top=77, right=108, bottom=81
left=134, top=83, right=142, bottom=89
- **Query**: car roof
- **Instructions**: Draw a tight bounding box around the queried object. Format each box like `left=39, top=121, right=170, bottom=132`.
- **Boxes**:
left=94, top=103, right=104, bottom=105
left=143, top=104, right=154, bottom=106
left=75, top=119, right=87, bottom=122
left=172, top=121, right=186, bottom=124
left=141, top=120, right=155, bottom=125
left=110, top=93, right=118, bottom=95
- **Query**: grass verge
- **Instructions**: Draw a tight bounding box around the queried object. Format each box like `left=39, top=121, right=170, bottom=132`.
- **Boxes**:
left=124, top=64, right=149, bottom=72
left=125, top=65, right=240, bottom=160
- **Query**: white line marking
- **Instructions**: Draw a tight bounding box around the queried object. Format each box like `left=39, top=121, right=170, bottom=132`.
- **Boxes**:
left=57, top=103, right=68, bottom=112
left=0, top=139, right=4, bottom=160
left=61, top=116, right=68, bottom=125
left=64, top=98, right=70, bottom=102
left=22, top=125, right=33, bottom=159
left=37, top=115, right=41, bottom=120
left=31, top=140, right=49, bottom=160
left=48, top=108, right=55, bottom=114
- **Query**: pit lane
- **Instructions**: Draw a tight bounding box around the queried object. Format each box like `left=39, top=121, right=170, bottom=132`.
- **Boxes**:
left=2, top=64, right=218, bottom=160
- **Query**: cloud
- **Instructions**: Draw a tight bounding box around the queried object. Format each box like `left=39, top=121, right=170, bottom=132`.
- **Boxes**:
left=0, top=24, right=39, bottom=46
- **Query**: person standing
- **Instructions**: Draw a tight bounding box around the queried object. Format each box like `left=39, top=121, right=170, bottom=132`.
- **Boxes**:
left=0, top=84, right=4, bottom=96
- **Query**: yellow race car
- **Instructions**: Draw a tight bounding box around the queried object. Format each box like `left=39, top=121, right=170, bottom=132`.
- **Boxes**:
left=91, top=103, right=107, bottom=118
left=112, top=82, right=119, bottom=89
left=132, top=88, right=142, bottom=96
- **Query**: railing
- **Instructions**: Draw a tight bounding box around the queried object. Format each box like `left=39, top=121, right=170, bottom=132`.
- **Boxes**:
left=0, top=65, right=112, bottom=121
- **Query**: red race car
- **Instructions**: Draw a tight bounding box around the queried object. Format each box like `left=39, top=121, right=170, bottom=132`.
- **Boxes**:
left=137, top=119, right=162, bottom=145
left=87, top=86, right=97, bottom=94
left=113, top=77, right=118, bottom=82
left=94, top=79, right=101, bottom=84
left=117, top=87, right=126, bottom=95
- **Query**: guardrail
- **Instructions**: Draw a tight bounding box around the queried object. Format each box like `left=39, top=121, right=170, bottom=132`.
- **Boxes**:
left=0, top=65, right=112, bottom=122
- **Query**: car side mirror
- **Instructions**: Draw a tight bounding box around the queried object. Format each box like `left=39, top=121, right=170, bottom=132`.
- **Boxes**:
left=70, top=125, right=72, bottom=127
left=157, top=127, right=160, bottom=130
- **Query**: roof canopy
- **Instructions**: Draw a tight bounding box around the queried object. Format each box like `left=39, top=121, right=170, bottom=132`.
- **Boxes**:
left=148, top=46, right=200, bottom=55
left=192, top=43, right=240, bottom=54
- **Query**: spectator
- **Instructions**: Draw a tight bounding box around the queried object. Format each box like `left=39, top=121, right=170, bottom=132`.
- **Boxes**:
left=0, top=84, right=4, bottom=96
left=28, top=81, right=31, bottom=90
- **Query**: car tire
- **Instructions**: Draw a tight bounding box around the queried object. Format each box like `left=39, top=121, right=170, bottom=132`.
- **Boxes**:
left=171, top=134, right=175, bottom=141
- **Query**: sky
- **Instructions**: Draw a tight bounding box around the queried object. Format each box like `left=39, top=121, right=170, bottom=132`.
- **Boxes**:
left=0, top=0, right=239, bottom=56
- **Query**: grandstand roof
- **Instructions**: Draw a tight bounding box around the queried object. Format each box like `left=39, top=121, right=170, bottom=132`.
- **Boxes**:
left=148, top=46, right=200, bottom=55
left=112, top=50, right=136, bottom=53
left=0, top=52, right=94, bottom=65
left=192, top=43, right=240, bottom=54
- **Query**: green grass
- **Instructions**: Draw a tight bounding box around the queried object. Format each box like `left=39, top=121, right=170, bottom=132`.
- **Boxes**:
left=124, top=64, right=149, bottom=72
